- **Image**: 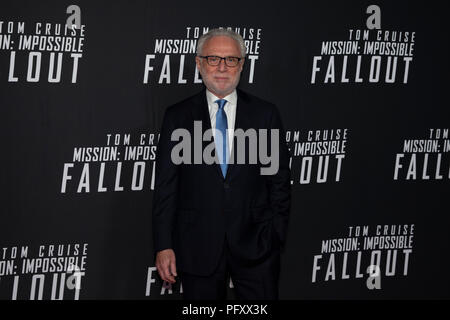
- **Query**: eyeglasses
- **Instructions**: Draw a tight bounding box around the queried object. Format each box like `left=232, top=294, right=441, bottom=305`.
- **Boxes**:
left=198, top=55, right=243, bottom=67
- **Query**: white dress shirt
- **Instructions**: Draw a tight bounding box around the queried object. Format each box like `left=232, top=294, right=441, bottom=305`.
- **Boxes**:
left=206, top=89, right=237, bottom=156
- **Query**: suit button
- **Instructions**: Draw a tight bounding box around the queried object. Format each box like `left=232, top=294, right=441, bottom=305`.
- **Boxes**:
left=224, top=182, right=230, bottom=189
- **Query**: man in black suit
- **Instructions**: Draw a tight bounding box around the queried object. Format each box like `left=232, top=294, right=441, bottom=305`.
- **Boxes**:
left=152, top=28, right=291, bottom=300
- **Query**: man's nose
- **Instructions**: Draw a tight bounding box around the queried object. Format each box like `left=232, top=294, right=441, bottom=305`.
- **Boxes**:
left=217, top=59, right=228, bottom=71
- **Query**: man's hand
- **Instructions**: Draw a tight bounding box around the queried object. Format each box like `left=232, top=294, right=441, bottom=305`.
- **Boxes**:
left=155, top=249, right=177, bottom=283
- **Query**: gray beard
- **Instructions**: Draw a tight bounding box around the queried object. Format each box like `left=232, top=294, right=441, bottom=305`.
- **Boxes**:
left=201, top=74, right=241, bottom=97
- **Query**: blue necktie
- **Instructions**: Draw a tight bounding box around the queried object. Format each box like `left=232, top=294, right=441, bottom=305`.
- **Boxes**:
left=215, top=99, right=228, bottom=178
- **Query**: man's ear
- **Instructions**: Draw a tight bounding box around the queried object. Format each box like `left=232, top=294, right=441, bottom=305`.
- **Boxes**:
left=239, top=58, right=245, bottom=72
left=195, top=56, right=202, bottom=71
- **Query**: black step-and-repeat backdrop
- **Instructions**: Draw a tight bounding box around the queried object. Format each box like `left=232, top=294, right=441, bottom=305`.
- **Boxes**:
left=0, top=0, right=448, bottom=300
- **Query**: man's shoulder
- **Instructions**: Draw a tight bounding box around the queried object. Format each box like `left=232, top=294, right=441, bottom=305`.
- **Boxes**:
left=167, top=90, right=203, bottom=111
left=237, top=89, right=277, bottom=113
left=161, top=90, right=204, bottom=122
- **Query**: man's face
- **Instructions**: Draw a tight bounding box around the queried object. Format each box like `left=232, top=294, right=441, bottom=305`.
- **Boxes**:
left=196, top=35, right=244, bottom=98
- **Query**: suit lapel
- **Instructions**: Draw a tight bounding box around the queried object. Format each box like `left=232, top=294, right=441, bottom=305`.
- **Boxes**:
left=226, top=89, right=252, bottom=181
left=190, top=89, right=224, bottom=180
left=189, top=89, right=253, bottom=181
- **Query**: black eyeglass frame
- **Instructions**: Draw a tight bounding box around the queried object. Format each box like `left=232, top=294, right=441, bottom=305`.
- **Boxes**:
left=198, top=55, right=243, bottom=67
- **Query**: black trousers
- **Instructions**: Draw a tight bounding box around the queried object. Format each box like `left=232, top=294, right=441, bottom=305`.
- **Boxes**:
left=180, top=240, right=280, bottom=300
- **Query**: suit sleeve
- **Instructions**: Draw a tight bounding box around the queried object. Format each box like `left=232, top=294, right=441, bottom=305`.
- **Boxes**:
left=152, top=107, right=179, bottom=253
left=267, top=105, right=291, bottom=249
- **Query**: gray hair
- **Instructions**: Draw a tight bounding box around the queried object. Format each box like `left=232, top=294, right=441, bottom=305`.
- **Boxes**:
left=196, top=28, right=246, bottom=57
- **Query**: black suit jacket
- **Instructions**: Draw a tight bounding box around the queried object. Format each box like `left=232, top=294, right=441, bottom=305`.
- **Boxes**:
left=152, top=89, right=291, bottom=276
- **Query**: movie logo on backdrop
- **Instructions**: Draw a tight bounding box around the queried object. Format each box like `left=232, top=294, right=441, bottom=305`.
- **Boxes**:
left=286, top=129, right=347, bottom=185
left=310, top=5, right=415, bottom=85
left=61, top=133, right=158, bottom=193
left=143, top=26, right=261, bottom=85
left=145, top=265, right=234, bottom=298
left=145, top=266, right=183, bottom=297
left=0, top=5, right=85, bottom=83
left=0, top=243, right=87, bottom=300
left=394, top=129, right=450, bottom=181
left=311, top=225, right=414, bottom=289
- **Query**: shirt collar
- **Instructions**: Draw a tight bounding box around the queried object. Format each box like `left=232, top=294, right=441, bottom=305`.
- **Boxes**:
left=206, top=89, right=237, bottom=109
